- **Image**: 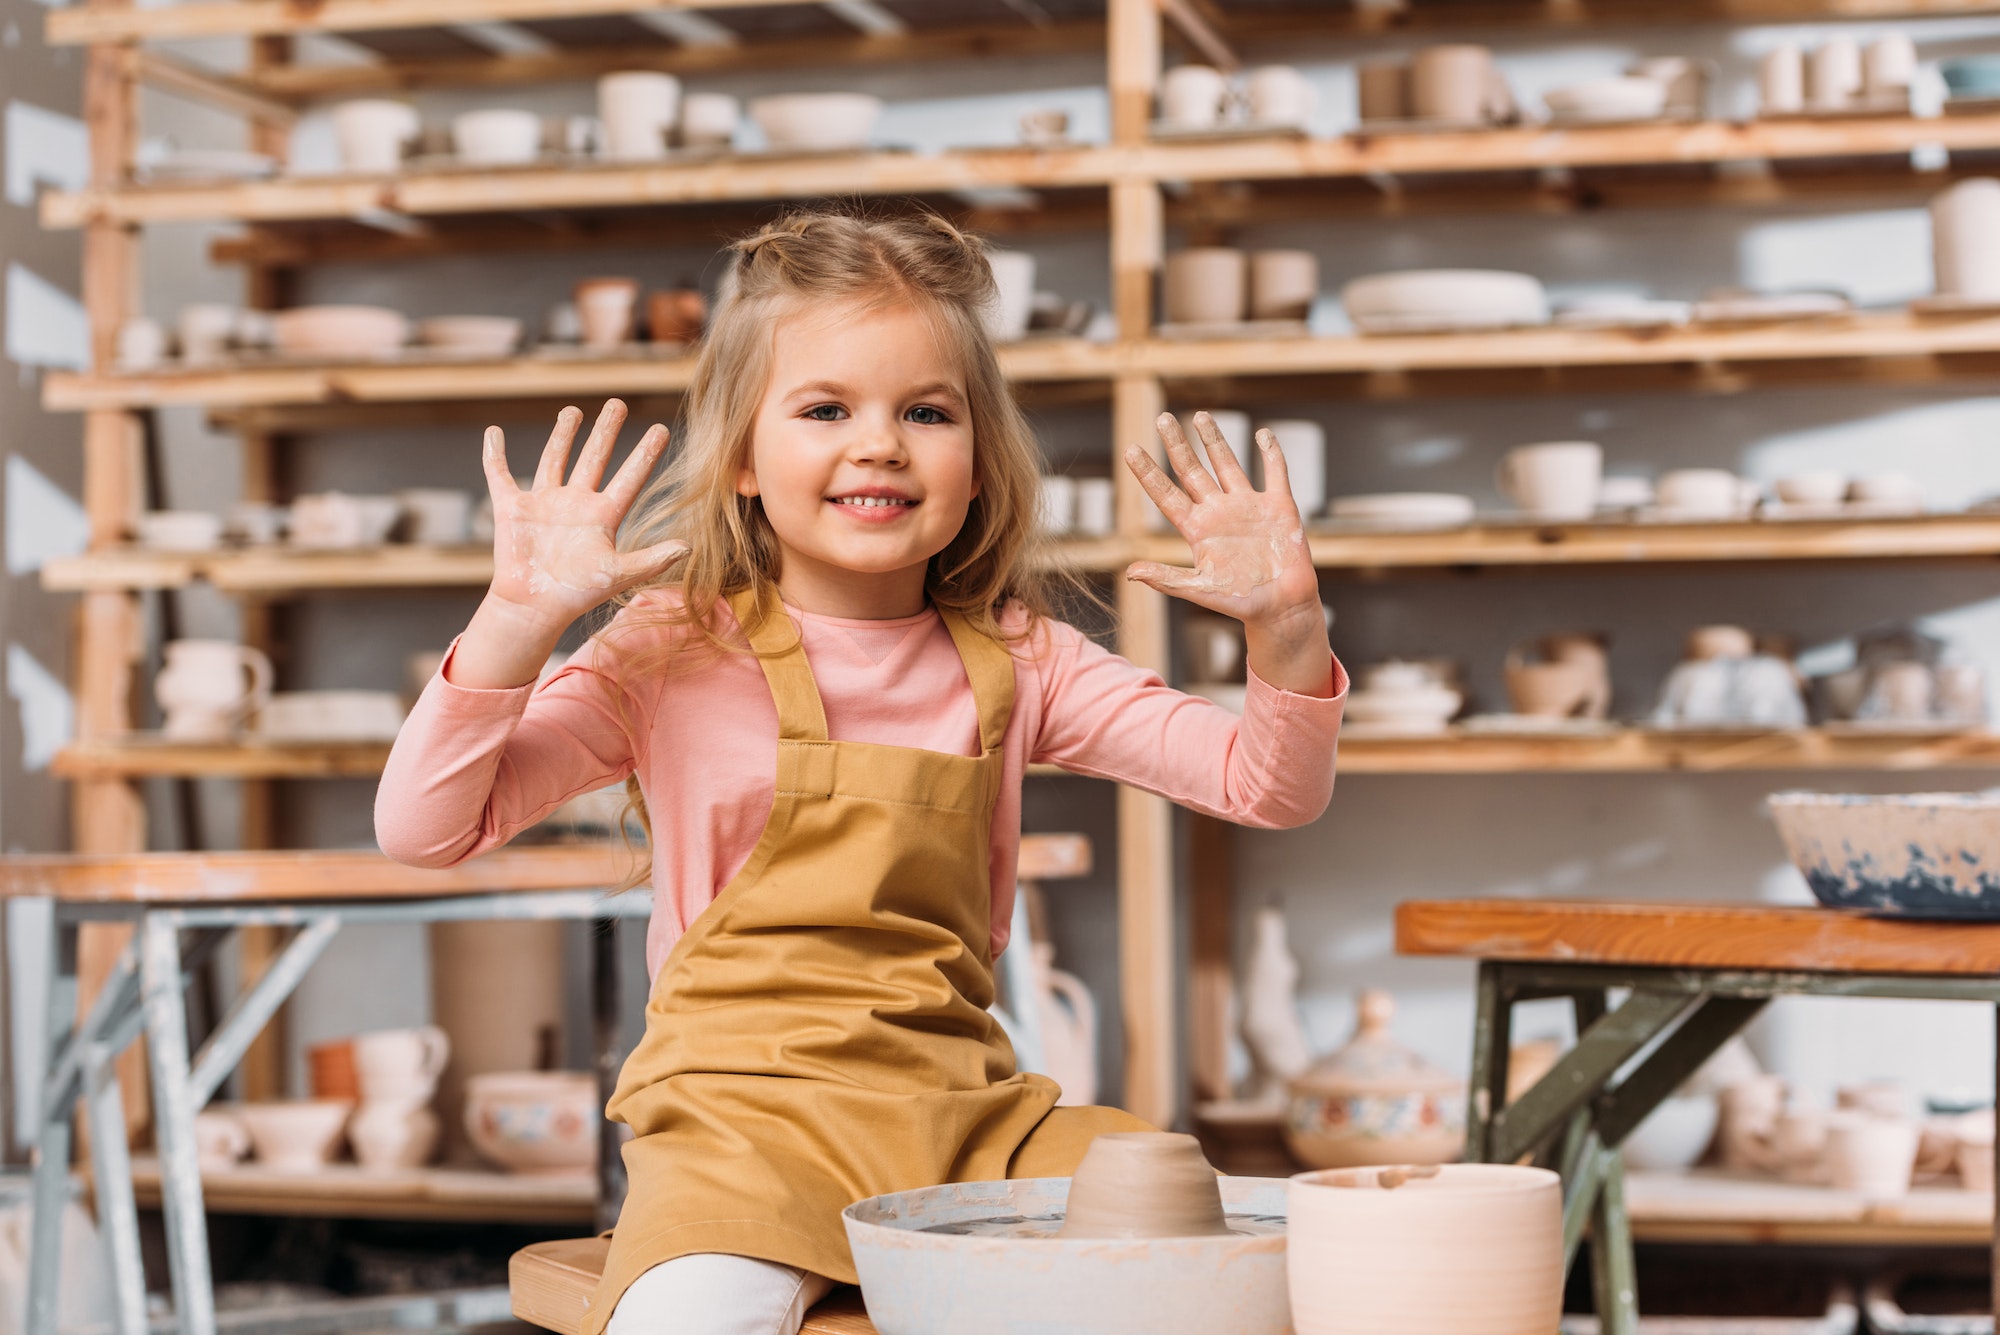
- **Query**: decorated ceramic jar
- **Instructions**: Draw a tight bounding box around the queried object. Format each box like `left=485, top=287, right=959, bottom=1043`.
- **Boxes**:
left=1285, top=989, right=1465, bottom=1170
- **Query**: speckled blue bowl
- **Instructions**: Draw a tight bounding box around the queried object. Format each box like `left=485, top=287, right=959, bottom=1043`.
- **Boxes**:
left=1769, top=791, right=2000, bottom=918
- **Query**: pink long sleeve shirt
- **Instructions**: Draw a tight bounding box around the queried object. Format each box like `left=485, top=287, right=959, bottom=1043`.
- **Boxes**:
left=375, top=593, right=1347, bottom=977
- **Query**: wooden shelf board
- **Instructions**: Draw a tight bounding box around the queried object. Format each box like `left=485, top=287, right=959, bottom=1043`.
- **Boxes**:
left=129, top=1156, right=595, bottom=1224
left=43, top=118, right=2000, bottom=231
left=53, top=736, right=395, bottom=780
left=1339, top=727, right=2000, bottom=772
left=1625, top=1169, right=1993, bottom=1247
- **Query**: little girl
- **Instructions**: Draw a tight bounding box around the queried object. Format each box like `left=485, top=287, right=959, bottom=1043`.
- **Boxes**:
left=377, top=208, right=1345, bottom=1335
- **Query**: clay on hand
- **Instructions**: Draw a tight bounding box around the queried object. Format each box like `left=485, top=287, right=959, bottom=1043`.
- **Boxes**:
left=1059, top=1132, right=1230, bottom=1240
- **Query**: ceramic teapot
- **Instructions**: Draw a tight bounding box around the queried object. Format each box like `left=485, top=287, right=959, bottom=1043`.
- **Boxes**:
left=155, top=640, right=273, bottom=741
left=1285, top=989, right=1464, bottom=1169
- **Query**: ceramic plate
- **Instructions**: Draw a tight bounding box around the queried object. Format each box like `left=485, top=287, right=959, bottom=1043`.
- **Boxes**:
left=1150, top=119, right=1309, bottom=141
left=1909, top=293, right=2000, bottom=317
left=1554, top=300, right=1692, bottom=330
left=1459, top=714, right=1619, bottom=736
left=1692, top=292, right=1850, bottom=324
left=1154, top=319, right=1312, bottom=340
left=1349, top=311, right=1547, bottom=334
left=137, top=149, right=278, bottom=182
left=1325, top=493, right=1476, bottom=529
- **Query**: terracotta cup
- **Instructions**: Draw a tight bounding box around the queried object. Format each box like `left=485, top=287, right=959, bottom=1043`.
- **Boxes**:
left=1930, top=179, right=2000, bottom=301
left=1163, top=248, right=1249, bottom=325
left=1411, top=45, right=1495, bottom=126
left=575, top=277, right=640, bottom=349
left=1288, top=1164, right=1561, bottom=1335
left=1357, top=61, right=1410, bottom=123
left=306, top=1039, right=360, bottom=1101
left=1248, top=249, right=1319, bottom=321
left=646, top=288, right=707, bottom=345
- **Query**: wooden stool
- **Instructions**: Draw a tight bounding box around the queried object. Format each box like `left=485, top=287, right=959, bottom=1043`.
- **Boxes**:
left=510, top=1238, right=877, bottom=1335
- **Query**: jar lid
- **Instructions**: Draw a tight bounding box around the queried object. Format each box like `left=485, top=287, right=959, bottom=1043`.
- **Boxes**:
left=1288, top=989, right=1464, bottom=1098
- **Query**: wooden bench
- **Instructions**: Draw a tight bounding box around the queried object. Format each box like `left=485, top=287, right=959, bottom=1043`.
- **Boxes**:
left=510, top=1238, right=878, bottom=1335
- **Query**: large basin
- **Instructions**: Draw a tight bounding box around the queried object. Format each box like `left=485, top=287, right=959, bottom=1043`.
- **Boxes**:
left=1769, top=791, right=2000, bottom=918
left=843, top=1175, right=1290, bottom=1335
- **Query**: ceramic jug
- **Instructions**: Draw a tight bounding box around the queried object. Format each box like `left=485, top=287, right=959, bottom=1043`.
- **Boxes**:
left=1241, top=905, right=1312, bottom=1105
left=155, top=640, right=273, bottom=741
left=1032, top=941, right=1098, bottom=1107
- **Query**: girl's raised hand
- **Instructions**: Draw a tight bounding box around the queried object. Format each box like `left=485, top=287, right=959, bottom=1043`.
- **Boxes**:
left=1123, top=412, right=1333, bottom=695
left=483, top=399, right=688, bottom=633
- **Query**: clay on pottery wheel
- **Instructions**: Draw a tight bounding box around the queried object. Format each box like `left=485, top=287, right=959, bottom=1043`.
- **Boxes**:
left=1058, top=1132, right=1230, bottom=1239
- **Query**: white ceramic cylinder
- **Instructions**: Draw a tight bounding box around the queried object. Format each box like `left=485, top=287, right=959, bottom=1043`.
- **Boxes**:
left=450, top=108, right=542, bottom=165
left=1074, top=478, right=1116, bottom=536
left=1037, top=474, right=1077, bottom=535
left=1247, top=64, right=1315, bottom=128
left=331, top=100, right=419, bottom=174
left=575, top=277, right=640, bottom=348
left=1930, top=178, right=2000, bottom=299
left=1496, top=441, right=1603, bottom=520
left=1760, top=45, right=1806, bottom=114
left=598, top=71, right=680, bottom=161
left=395, top=488, right=473, bottom=544
left=982, top=250, right=1037, bottom=344
left=1411, top=45, right=1494, bottom=125
left=1809, top=37, right=1863, bottom=110
left=116, top=317, right=168, bottom=371
left=1249, top=249, right=1319, bottom=321
left=1864, top=33, right=1917, bottom=97
left=1825, top=1115, right=1919, bottom=1196
left=1162, top=248, right=1249, bottom=325
left=1257, top=419, right=1327, bottom=517
left=1288, top=1165, right=1562, bottom=1335
left=1160, top=65, right=1229, bottom=128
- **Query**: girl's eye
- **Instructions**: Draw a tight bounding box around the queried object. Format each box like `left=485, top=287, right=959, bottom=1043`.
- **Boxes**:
left=804, top=404, right=846, bottom=422
left=906, top=405, right=951, bottom=425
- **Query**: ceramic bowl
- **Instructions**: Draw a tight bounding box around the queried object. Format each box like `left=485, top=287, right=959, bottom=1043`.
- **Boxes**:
left=254, top=690, right=407, bottom=743
left=748, top=94, right=883, bottom=151
left=137, top=510, right=224, bottom=552
left=1341, top=686, right=1463, bottom=732
left=463, top=1071, right=597, bottom=1174
left=1543, top=76, right=1669, bottom=124
left=844, top=1177, right=1290, bottom=1335
left=1769, top=791, right=2000, bottom=918
left=1342, top=270, right=1548, bottom=334
left=417, top=316, right=523, bottom=357
left=234, top=1099, right=354, bottom=1172
left=1328, top=492, right=1477, bottom=528
left=271, top=306, right=410, bottom=360
left=1942, top=57, right=2000, bottom=97
left=1619, top=1095, right=1719, bottom=1172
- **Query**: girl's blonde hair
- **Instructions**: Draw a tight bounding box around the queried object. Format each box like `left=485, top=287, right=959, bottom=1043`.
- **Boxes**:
left=612, top=204, right=1073, bottom=651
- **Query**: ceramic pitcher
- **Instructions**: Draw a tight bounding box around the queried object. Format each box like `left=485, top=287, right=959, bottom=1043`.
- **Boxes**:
left=155, top=641, right=273, bottom=741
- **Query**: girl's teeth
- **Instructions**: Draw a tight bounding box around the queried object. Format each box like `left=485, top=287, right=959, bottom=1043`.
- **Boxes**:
left=837, top=497, right=909, bottom=507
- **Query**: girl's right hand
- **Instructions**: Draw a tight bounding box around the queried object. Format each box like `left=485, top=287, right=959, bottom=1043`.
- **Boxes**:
left=482, top=399, right=688, bottom=633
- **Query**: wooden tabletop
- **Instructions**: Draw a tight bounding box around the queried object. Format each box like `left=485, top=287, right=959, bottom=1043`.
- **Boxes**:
left=511, top=1238, right=875, bottom=1335
left=1396, top=898, right=2000, bottom=976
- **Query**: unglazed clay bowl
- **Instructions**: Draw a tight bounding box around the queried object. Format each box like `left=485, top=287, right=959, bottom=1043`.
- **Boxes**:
left=1542, top=75, right=1669, bottom=124
left=463, top=1071, right=597, bottom=1174
left=1769, top=791, right=2000, bottom=918
left=271, top=305, right=410, bottom=360
left=417, top=315, right=523, bottom=357
left=1342, top=270, right=1548, bottom=334
left=748, top=93, right=883, bottom=151
left=235, top=1098, right=354, bottom=1172
left=844, top=1176, right=1289, bottom=1335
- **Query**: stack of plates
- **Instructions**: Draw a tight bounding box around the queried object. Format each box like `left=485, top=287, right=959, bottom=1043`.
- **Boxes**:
left=1342, top=270, right=1548, bottom=335
left=1327, top=493, right=1476, bottom=529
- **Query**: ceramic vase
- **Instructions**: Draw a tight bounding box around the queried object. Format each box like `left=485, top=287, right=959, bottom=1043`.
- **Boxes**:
left=1239, top=906, right=1312, bottom=1105
left=1288, top=1164, right=1562, bottom=1335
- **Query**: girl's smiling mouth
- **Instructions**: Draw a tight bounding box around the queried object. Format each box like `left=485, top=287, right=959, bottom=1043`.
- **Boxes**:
left=828, top=487, right=919, bottom=519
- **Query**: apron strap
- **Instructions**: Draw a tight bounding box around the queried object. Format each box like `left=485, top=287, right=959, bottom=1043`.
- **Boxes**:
left=939, top=607, right=1018, bottom=757
left=729, top=586, right=830, bottom=744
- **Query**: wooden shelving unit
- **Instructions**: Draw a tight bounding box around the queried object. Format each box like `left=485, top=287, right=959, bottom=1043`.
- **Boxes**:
left=1625, top=1169, right=1994, bottom=1247
left=42, top=0, right=2000, bottom=1134
left=128, top=1157, right=595, bottom=1225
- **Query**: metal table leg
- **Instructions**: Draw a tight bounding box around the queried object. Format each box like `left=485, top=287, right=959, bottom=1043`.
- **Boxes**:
left=26, top=915, right=79, bottom=1335
left=142, top=915, right=217, bottom=1335
left=85, top=1049, right=150, bottom=1335
left=1589, top=1145, right=1637, bottom=1335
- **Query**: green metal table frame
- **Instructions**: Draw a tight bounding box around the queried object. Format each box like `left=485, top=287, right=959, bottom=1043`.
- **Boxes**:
left=1461, top=959, right=2000, bottom=1335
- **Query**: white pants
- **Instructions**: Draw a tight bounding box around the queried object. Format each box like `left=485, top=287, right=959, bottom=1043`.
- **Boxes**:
left=603, top=1253, right=837, bottom=1335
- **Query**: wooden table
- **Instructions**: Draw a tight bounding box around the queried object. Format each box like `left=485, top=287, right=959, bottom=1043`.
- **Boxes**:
left=1, top=846, right=647, bottom=1335
left=1397, top=898, right=2000, bottom=1335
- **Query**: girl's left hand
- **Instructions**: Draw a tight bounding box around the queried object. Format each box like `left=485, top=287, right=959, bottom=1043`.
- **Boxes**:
left=1124, top=412, right=1332, bottom=693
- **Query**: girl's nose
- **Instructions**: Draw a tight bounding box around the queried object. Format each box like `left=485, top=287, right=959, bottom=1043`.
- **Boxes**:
left=848, top=420, right=909, bottom=467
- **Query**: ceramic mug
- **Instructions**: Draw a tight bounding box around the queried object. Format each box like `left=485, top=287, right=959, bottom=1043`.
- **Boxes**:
left=1037, top=474, right=1076, bottom=535
left=1073, top=478, right=1116, bottom=537
left=1163, top=248, right=1249, bottom=325
left=1411, top=44, right=1495, bottom=125
left=194, top=1109, right=251, bottom=1172
left=982, top=251, right=1037, bottom=344
left=1931, top=179, right=2000, bottom=300
left=1825, top=1113, right=1919, bottom=1197
left=575, top=277, right=641, bottom=349
left=1759, top=44, right=1806, bottom=115
left=1247, top=64, right=1315, bottom=128
left=1808, top=36, right=1862, bottom=111
left=395, top=488, right=473, bottom=545
left=332, top=100, right=420, bottom=174
left=155, top=640, right=273, bottom=741
left=1505, top=657, right=1595, bottom=718
left=1864, top=34, right=1917, bottom=98
left=116, top=317, right=168, bottom=371
left=1248, top=249, right=1318, bottom=321
left=177, top=303, right=238, bottom=366
left=1655, top=468, right=1741, bottom=517
left=451, top=108, right=542, bottom=166
left=1160, top=65, right=1229, bottom=129
left=1497, top=441, right=1602, bottom=521
left=355, top=1025, right=451, bottom=1103
left=678, top=92, right=739, bottom=149
left=598, top=71, right=680, bottom=161
left=1357, top=61, right=1410, bottom=123
left=1257, top=418, right=1327, bottom=517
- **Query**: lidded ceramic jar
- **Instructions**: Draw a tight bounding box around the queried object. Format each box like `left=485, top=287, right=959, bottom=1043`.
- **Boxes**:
left=1285, top=989, right=1464, bottom=1169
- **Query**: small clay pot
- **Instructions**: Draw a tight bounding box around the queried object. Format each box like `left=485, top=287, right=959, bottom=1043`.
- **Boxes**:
left=1357, top=61, right=1410, bottom=123
left=1059, top=1132, right=1228, bottom=1239
left=1248, top=250, right=1318, bottom=321
left=1503, top=656, right=1594, bottom=719
left=574, top=277, right=639, bottom=349
left=1824, top=1113, right=1918, bottom=1197
left=306, top=1039, right=360, bottom=1101
left=1411, top=45, right=1495, bottom=126
left=646, top=288, right=707, bottom=345
left=1163, top=248, right=1249, bottom=326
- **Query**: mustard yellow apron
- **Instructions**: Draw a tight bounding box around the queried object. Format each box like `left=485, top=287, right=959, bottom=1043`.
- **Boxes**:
left=582, top=589, right=1149, bottom=1333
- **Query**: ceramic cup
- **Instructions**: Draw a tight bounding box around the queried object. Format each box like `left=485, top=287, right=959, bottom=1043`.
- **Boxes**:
left=332, top=100, right=420, bottom=174
left=575, top=277, right=641, bottom=349
left=451, top=108, right=542, bottom=166
left=1958, top=1112, right=1996, bottom=1193
left=982, top=250, right=1037, bottom=344
left=1018, top=107, right=1070, bottom=147
left=289, top=492, right=403, bottom=548
left=1357, top=61, right=1410, bottom=123
left=1247, top=64, right=1315, bottom=128
left=1073, top=478, right=1116, bottom=537
left=1248, top=249, right=1319, bottom=322
left=1257, top=418, right=1327, bottom=517
left=1037, top=474, right=1076, bottom=535
left=1809, top=36, right=1862, bottom=111
left=177, top=303, right=238, bottom=366
left=1825, top=1113, right=1919, bottom=1196
left=1163, top=247, right=1249, bottom=325
left=237, top=1099, right=354, bottom=1173
left=1865, top=34, right=1917, bottom=98
left=1183, top=615, right=1244, bottom=683
left=598, top=71, right=680, bottom=161
left=1775, top=471, right=1847, bottom=505
left=155, top=640, right=273, bottom=741
left=1497, top=441, right=1602, bottom=521
left=306, top=1039, right=360, bottom=1101
left=1760, top=44, right=1806, bottom=115
left=1160, top=65, right=1230, bottom=129
left=395, top=488, right=473, bottom=545
left=1850, top=472, right=1924, bottom=507
left=1412, top=44, right=1495, bottom=126
left=678, top=92, right=738, bottom=149
left=194, top=1109, right=251, bottom=1173
left=355, top=1025, right=451, bottom=1103
left=647, top=288, right=707, bottom=345
left=1656, top=468, right=1742, bottom=518
left=1505, top=658, right=1595, bottom=718
left=1931, top=179, right=2000, bottom=300
left=137, top=510, right=224, bottom=552
left=116, top=317, right=169, bottom=371
left=349, top=1101, right=440, bottom=1172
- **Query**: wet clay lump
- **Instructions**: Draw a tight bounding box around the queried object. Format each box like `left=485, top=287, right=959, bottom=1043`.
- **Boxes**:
left=1058, top=1132, right=1230, bottom=1239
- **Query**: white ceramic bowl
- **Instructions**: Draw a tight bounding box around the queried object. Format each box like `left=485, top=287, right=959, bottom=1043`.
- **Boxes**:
left=1769, top=791, right=2000, bottom=918
left=137, top=510, right=224, bottom=552
left=1329, top=492, right=1477, bottom=528
left=234, top=1099, right=354, bottom=1172
left=450, top=108, right=543, bottom=165
left=464, top=1071, right=598, bottom=1174
left=1342, top=270, right=1549, bottom=334
left=1543, top=76, right=1670, bottom=124
left=271, top=306, right=410, bottom=359
left=417, top=315, right=523, bottom=357
left=1619, top=1095, right=1719, bottom=1172
left=1342, top=686, right=1463, bottom=728
left=254, top=690, right=407, bottom=743
left=748, top=94, right=884, bottom=151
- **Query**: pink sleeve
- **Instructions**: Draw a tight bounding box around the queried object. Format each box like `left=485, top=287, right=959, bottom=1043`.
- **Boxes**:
left=373, top=634, right=642, bottom=867
left=1028, top=620, right=1347, bottom=829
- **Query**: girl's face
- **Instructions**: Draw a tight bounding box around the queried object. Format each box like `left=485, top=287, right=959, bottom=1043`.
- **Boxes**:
left=737, top=297, right=979, bottom=619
